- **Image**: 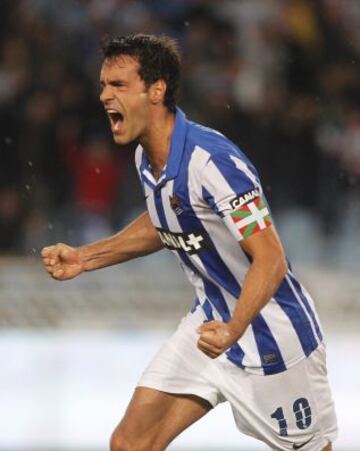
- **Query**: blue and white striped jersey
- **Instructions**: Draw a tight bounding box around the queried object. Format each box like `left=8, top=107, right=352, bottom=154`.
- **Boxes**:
left=135, top=108, right=323, bottom=376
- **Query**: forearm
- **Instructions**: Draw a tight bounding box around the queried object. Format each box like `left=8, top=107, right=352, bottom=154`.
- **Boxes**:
left=78, top=212, right=163, bottom=271
left=229, top=255, right=288, bottom=338
left=196, top=227, right=289, bottom=358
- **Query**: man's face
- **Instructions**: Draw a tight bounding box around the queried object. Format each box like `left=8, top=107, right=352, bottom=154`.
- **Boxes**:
left=100, top=55, right=150, bottom=145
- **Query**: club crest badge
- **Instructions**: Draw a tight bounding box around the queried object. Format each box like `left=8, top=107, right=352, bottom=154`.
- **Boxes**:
left=169, top=193, right=183, bottom=215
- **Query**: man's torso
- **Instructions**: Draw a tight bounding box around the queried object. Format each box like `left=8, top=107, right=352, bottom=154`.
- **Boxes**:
left=135, top=109, right=323, bottom=376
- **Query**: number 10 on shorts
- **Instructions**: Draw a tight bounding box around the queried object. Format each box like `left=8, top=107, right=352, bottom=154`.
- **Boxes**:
left=270, top=397, right=312, bottom=436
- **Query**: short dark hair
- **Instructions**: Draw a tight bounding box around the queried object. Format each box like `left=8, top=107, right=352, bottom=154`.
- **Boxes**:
left=102, top=34, right=181, bottom=112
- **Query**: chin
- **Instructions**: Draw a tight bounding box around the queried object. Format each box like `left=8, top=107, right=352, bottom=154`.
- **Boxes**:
left=113, top=135, right=130, bottom=145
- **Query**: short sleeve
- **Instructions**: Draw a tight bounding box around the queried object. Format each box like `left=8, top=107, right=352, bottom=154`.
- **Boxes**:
left=202, top=151, right=273, bottom=241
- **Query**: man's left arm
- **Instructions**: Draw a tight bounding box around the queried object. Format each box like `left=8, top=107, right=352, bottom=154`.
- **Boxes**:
left=197, top=225, right=288, bottom=358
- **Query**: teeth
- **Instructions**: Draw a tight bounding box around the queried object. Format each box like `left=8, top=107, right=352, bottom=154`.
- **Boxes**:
left=107, top=109, right=118, bottom=113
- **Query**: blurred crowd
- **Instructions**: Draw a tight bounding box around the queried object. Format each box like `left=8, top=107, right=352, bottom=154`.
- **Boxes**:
left=0, top=0, right=359, bottom=255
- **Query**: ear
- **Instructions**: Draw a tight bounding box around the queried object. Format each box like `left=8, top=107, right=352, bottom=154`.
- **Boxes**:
left=148, top=79, right=167, bottom=105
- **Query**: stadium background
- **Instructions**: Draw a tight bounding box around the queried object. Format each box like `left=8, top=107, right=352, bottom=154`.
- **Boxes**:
left=0, top=0, right=359, bottom=450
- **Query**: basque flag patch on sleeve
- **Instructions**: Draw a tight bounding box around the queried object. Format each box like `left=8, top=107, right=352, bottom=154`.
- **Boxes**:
left=224, top=195, right=272, bottom=241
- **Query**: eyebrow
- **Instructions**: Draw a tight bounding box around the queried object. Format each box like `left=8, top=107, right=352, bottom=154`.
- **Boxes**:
left=100, top=79, right=128, bottom=87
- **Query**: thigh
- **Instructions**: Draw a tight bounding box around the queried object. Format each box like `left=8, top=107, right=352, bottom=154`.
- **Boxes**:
left=137, top=307, right=223, bottom=407
left=111, top=386, right=212, bottom=451
left=219, top=344, right=338, bottom=450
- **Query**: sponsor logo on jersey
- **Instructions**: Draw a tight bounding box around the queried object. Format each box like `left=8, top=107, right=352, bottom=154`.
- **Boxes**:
left=157, top=228, right=209, bottom=254
left=230, top=195, right=272, bottom=239
left=230, top=188, right=261, bottom=209
left=263, top=353, right=278, bottom=364
left=292, top=435, right=314, bottom=450
left=169, top=193, right=183, bottom=215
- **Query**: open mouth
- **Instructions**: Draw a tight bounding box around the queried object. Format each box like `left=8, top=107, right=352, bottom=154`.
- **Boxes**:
left=106, top=109, right=125, bottom=133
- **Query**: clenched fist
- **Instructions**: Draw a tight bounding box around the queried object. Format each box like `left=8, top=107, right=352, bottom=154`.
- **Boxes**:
left=197, top=320, right=242, bottom=359
left=41, top=243, right=84, bottom=280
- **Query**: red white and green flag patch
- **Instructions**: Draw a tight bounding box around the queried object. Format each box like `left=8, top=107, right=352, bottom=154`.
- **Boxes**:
left=225, top=195, right=272, bottom=240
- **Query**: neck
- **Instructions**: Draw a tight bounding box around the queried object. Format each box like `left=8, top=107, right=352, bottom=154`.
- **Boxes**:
left=140, top=107, right=175, bottom=180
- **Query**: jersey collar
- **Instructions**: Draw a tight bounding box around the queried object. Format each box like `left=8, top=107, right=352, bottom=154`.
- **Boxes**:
left=165, top=106, right=188, bottom=181
left=140, top=107, right=188, bottom=189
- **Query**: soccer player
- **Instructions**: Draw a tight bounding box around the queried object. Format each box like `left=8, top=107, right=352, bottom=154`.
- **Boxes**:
left=41, top=35, right=337, bottom=450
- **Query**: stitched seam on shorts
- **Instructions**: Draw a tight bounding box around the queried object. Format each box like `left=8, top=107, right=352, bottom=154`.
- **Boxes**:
left=304, top=348, right=327, bottom=444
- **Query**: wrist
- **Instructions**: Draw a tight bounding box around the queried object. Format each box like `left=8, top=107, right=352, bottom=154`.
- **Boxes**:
left=77, top=246, right=90, bottom=272
left=227, top=319, right=247, bottom=340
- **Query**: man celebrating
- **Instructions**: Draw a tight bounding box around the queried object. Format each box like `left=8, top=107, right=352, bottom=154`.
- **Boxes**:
left=42, top=34, right=337, bottom=451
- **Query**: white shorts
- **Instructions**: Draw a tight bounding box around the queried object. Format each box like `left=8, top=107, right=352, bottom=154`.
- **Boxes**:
left=138, top=307, right=338, bottom=450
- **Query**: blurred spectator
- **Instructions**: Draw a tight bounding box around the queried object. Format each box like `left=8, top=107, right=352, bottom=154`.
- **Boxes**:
left=316, top=90, right=360, bottom=236
left=0, top=36, right=29, bottom=107
left=0, top=188, right=25, bottom=253
left=61, top=132, right=124, bottom=243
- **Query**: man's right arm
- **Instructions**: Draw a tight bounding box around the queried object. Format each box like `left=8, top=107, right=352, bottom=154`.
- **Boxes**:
left=41, top=212, right=163, bottom=280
